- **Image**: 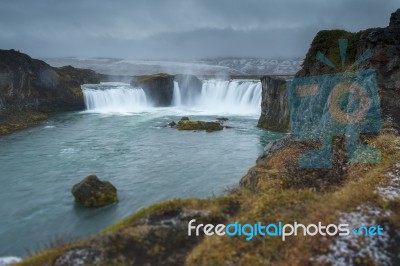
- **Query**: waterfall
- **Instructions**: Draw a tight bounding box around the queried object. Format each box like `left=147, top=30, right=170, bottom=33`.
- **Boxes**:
left=172, top=81, right=182, bottom=106
left=82, top=83, right=150, bottom=113
left=82, top=80, right=261, bottom=116
left=172, top=79, right=262, bottom=115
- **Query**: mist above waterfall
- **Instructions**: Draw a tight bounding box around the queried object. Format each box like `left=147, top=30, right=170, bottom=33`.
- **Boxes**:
left=82, top=79, right=261, bottom=116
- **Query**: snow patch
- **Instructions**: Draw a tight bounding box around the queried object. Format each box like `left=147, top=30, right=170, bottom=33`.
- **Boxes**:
left=313, top=205, right=393, bottom=266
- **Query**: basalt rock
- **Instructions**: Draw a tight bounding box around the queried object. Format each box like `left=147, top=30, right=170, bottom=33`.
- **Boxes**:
left=131, top=73, right=174, bottom=106
left=297, top=8, right=400, bottom=129
left=257, top=76, right=290, bottom=132
left=72, top=175, right=118, bottom=208
left=0, top=49, right=101, bottom=134
left=0, top=49, right=100, bottom=113
left=176, top=119, right=223, bottom=132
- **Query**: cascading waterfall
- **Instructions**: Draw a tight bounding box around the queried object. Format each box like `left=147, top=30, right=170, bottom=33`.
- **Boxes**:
left=81, top=80, right=261, bottom=115
left=172, top=80, right=262, bottom=115
left=172, top=81, right=182, bottom=106
left=82, top=83, right=150, bottom=113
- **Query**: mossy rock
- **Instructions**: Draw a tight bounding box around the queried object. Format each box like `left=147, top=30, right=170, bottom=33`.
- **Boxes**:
left=180, top=116, right=190, bottom=121
left=168, top=121, right=176, bottom=127
left=216, top=117, right=228, bottom=122
left=72, top=175, right=118, bottom=208
left=176, top=120, right=223, bottom=132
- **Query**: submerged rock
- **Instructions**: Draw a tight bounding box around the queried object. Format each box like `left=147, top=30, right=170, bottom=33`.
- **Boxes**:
left=168, top=121, right=177, bottom=127
left=72, top=175, right=118, bottom=208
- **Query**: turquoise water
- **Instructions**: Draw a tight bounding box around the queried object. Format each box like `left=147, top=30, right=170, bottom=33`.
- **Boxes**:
left=0, top=108, right=283, bottom=257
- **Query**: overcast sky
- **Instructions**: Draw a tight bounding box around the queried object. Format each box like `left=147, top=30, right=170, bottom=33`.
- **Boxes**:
left=0, top=0, right=398, bottom=60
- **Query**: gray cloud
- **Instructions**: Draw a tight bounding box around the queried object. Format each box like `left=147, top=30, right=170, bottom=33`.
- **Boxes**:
left=0, top=0, right=398, bottom=59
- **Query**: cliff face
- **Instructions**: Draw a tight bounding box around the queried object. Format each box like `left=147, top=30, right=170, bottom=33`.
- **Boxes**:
left=131, top=73, right=203, bottom=107
left=257, top=76, right=290, bottom=131
left=0, top=49, right=101, bottom=134
left=0, top=49, right=100, bottom=114
left=298, top=8, right=400, bottom=128
left=131, top=73, right=174, bottom=106
left=258, top=9, right=400, bottom=131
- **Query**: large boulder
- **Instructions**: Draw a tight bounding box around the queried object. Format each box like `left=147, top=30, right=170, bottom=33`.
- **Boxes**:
left=72, top=175, right=118, bottom=208
left=131, top=73, right=174, bottom=106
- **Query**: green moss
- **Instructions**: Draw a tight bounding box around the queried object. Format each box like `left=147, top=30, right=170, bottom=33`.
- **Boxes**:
left=176, top=120, right=224, bottom=132
left=0, top=111, right=48, bottom=135
left=257, top=115, right=289, bottom=132
left=300, top=29, right=363, bottom=75
left=135, top=73, right=172, bottom=82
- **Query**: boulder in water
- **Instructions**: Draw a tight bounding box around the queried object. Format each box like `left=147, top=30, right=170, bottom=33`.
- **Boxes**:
left=180, top=116, right=190, bottom=121
left=72, top=175, right=118, bottom=208
left=177, top=120, right=223, bottom=132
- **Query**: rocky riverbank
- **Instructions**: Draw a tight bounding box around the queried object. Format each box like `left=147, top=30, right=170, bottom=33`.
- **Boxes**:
left=0, top=49, right=101, bottom=135
left=0, top=50, right=206, bottom=135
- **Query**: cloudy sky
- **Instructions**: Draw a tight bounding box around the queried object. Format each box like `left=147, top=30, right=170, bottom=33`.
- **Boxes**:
left=0, top=0, right=398, bottom=59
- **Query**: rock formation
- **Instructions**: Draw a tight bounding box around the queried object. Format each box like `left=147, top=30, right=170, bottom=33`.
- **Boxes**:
left=258, top=8, right=400, bottom=131
left=71, top=175, right=118, bottom=208
left=131, top=73, right=174, bottom=106
left=169, top=117, right=224, bottom=132
left=0, top=49, right=101, bottom=134
left=257, top=76, right=290, bottom=131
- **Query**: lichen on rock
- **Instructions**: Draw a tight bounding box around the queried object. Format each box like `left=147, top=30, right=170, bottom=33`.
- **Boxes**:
left=71, top=175, right=118, bottom=208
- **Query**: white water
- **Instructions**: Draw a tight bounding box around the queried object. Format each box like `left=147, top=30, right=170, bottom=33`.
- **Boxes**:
left=172, top=81, right=182, bottom=106
left=0, top=257, right=21, bottom=266
left=82, top=80, right=261, bottom=116
left=82, top=83, right=150, bottom=113
left=183, top=80, right=262, bottom=115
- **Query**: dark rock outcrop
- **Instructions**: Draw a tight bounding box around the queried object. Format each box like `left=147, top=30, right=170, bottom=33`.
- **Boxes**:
left=72, top=175, right=118, bottom=208
left=131, top=73, right=174, bottom=106
left=297, top=8, right=400, bottom=129
left=257, top=76, right=290, bottom=131
left=169, top=117, right=224, bottom=132
left=258, top=9, right=400, bottom=131
left=0, top=49, right=101, bottom=135
left=0, top=49, right=100, bottom=113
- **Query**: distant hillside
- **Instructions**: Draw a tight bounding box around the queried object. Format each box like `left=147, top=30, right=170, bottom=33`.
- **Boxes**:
left=42, top=57, right=303, bottom=76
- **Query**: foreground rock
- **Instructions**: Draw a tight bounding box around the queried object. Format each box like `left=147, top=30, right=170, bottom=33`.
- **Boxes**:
left=72, top=175, right=118, bottom=208
left=169, top=117, right=224, bottom=132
